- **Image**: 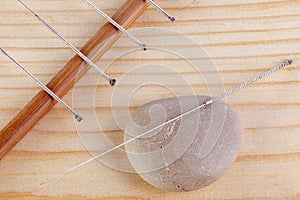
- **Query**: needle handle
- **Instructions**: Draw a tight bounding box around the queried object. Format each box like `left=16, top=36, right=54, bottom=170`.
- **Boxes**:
left=0, top=0, right=149, bottom=160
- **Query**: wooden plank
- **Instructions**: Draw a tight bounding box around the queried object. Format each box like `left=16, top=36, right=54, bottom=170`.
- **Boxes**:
left=0, top=0, right=299, bottom=199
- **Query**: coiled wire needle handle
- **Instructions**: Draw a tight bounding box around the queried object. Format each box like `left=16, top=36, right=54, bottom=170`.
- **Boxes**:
left=17, top=0, right=116, bottom=86
left=41, top=59, right=293, bottom=185
left=147, top=0, right=175, bottom=22
left=0, top=48, right=83, bottom=122
left=0, top=0, right=149, bottom=161
left=83, top=0, right=146, bottom=50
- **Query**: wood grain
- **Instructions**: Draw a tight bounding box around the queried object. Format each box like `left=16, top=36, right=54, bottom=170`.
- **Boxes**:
left=0, top=0, right=149, bottom=159
left=0, top=0, right=299, bottom=199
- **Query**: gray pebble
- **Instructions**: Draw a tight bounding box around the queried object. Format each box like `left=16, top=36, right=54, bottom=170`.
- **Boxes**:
left=124, top=96, right=242, bottom=192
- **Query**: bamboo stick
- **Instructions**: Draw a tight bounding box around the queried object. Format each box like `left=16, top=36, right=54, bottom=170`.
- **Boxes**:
left=0, top=0, right=149, bottom=159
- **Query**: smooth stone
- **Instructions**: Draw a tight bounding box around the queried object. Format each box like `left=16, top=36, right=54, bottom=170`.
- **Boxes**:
left=124, top=96, right=242, bottom=192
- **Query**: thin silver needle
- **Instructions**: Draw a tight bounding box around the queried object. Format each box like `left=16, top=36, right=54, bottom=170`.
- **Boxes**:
left=41, top=59, right=293, bottom=185
left=146, top=0, right=175, bottom=22
left=0, top=48, right=83, bottom=122
left=18, top=0, right=116, bottom=86
left=83, top=0, right=146, bottom=51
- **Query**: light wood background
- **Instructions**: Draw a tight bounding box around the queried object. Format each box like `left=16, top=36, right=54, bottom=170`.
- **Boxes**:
left=0, top=0, right=300, bottom=199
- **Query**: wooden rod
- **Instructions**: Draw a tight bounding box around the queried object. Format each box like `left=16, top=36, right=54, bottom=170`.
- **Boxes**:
left=0, top=0, right=149, bottom=159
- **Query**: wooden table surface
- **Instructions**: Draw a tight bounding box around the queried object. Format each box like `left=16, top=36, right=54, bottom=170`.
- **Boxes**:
left=0, top=0, right=299, bottom=199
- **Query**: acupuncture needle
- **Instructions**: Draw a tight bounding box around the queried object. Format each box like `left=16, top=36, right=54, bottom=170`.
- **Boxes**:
left=83, top=0, right=146, bottom=50
left=0, top=48, right=83, bottom=122
left=17, top=0, right=116, bottom=86
left=146, top=0, right=175, bottom=22
left=41, top=59, right=293, bottom=185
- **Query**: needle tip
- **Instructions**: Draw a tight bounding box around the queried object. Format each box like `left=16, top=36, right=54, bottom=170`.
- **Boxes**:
left=40, top=174, right=61, bottom=185
left=109, top=79, right=117, bottom=86
left=40, top=178, right=51, bottom=185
